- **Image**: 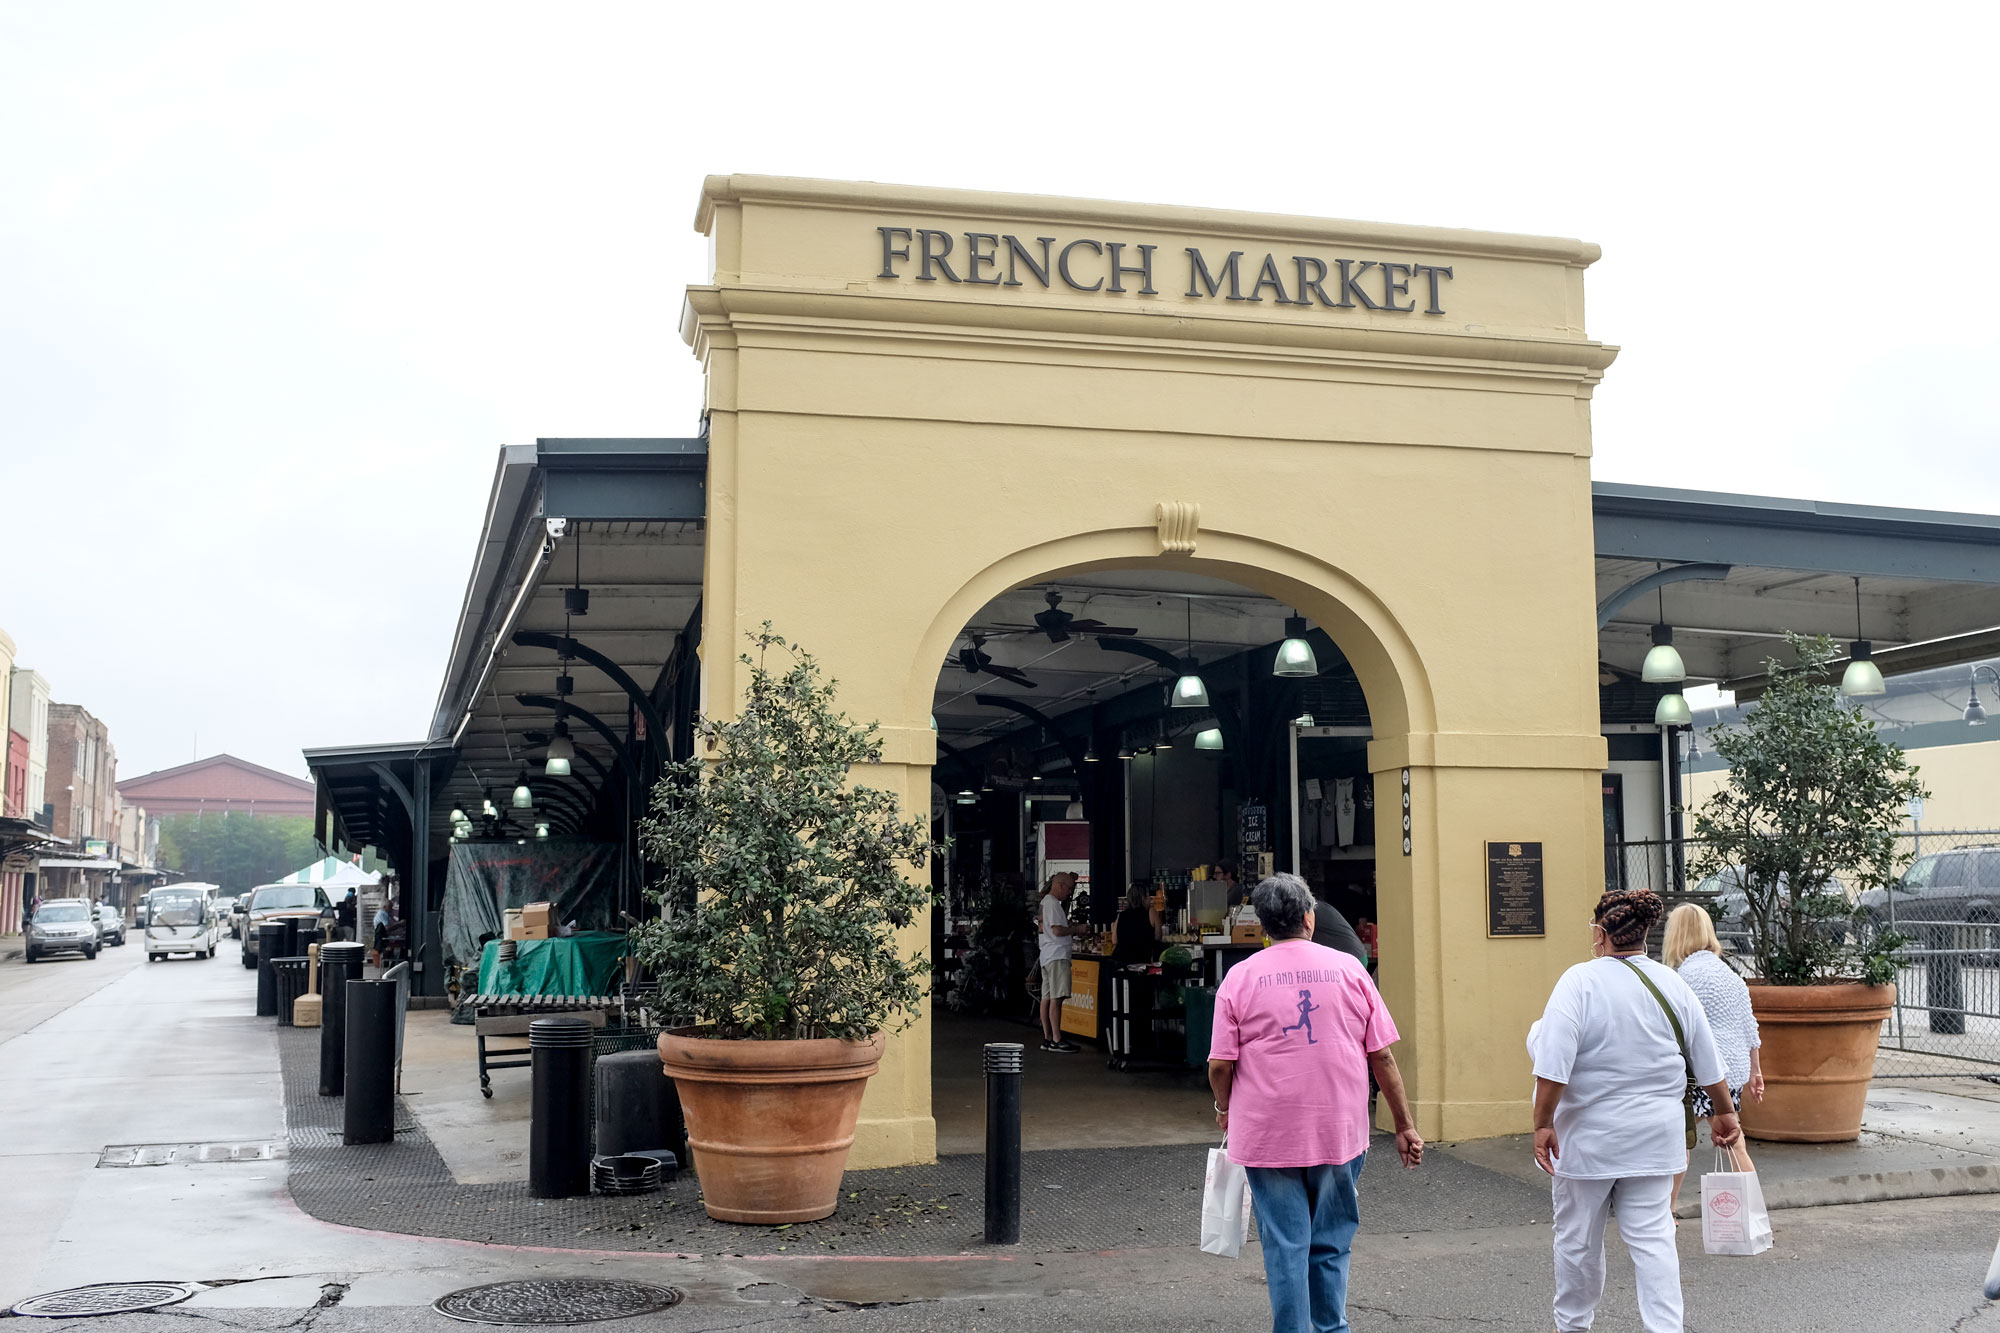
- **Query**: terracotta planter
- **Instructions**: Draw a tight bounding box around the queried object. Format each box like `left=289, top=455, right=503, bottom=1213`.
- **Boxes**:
left=657, top=1028, right=885, bottom=1224
left=1740, top=982, right=1894, bottom=1143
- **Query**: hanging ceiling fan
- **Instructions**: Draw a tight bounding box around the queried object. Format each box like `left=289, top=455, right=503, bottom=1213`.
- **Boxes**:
left=982, top=590, right=1139, bottom=643
left=955, top=634, right=1038, bottom=688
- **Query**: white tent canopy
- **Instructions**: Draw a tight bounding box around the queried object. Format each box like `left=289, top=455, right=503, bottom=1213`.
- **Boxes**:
left=278, top=857, right=381, bottom=891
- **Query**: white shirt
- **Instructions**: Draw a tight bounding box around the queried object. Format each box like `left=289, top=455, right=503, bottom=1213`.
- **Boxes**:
left=1038, top=894, right=1072, bottom=965
left=1528, top=955, right=1726, bottom=1179
left=1677, top=949, right=1760, bottom=1089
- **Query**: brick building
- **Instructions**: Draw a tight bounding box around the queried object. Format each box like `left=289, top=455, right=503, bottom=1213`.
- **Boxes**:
left=115, top=754, right=316, bottom=819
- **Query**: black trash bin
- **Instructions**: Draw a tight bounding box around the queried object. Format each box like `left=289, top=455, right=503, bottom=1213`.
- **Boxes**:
left=271, top=956, right=309, bottom=1027
left=594, top=1048, right=686, bottom=1169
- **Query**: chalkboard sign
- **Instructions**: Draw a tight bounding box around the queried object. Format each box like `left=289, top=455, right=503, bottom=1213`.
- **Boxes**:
left=1486, top=841, right=1545, bottom=938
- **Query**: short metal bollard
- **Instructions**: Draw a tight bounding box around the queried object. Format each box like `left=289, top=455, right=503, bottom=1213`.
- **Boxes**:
left=984, top=1042, right=1023, bottom=1245
left=529, top=1016, right=595, bottom=1199
left=343, top=978, right=398, bottom=1145
left=277, top=916, right=301, bottom=961
left=255, top=923, right=285, bottom=1018
left=317, top=942, right=368, bottom=1096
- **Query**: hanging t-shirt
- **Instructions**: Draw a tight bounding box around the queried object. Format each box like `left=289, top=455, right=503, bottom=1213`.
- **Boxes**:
left=1210, top=938, right=1398, bottom=1169
left=1038, top=894, right=1073, bottom=965
left=1527, top=955, right=1726, bottom=1179
left=1334, top=778, right=1357, bottom=848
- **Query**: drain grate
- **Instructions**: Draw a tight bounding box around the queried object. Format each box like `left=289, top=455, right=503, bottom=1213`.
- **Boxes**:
left=98, top=1141, right=286, bottom=1167
left=434, top=1278, right=684, bottom=1325
left=12, top=1282, right=199, bottom=1318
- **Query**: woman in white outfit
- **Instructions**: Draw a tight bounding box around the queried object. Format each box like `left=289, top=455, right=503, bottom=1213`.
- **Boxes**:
left=1529, top=889, right=1742, bottom=1333
left=1665, top=903, right=1763, bottom=1205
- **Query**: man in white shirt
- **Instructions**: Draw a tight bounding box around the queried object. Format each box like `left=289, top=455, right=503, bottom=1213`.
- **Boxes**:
left=1037, top=873, right=1079, bottom=1052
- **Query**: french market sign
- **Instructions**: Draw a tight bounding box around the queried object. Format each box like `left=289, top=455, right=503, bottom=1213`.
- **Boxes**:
left=876, top=225, right=1454, bottom=314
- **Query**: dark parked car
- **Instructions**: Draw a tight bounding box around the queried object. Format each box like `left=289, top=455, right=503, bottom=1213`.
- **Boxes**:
left=95, top=904, right=127, bottom=947
left=26, top=899, right=99, bottom=963
left=1857, top=846, right=2000, bottom=955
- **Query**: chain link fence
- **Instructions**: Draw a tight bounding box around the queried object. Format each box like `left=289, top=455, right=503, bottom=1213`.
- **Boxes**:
left=1607, top=830, right=2000, bottom=1078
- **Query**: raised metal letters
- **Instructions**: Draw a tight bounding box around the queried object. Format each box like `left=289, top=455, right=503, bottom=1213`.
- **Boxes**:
left=877, top=225, right=1450, bottom=314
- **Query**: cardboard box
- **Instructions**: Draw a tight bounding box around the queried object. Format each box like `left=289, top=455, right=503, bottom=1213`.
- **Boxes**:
left=520, top=901, right=554, bottom=940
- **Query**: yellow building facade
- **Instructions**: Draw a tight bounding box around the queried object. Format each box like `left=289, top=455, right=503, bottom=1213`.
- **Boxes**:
left=680, top=176, right=1619, bottom=1166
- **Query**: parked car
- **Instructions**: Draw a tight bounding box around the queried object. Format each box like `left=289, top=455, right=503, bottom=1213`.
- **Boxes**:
left=94, top=904, right=127, bottom=947
left=26, top=899, right=99, bottom=963
left=145, top=885, right=222, bottom=961
left=1857, top=846, right=2000, bottom=956
left=239, top=883, right=332, bottom=968
left=211, top=894, right=241, bottom=938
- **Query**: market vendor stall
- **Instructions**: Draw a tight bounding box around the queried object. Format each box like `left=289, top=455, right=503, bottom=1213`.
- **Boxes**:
left=476, top=931, right=628, bottom=999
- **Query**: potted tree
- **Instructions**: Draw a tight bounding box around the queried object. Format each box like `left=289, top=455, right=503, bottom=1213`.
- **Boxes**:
left=1689, top=634, right=1922, bottom=1143
left=630, top=628, right=936, bottom=1223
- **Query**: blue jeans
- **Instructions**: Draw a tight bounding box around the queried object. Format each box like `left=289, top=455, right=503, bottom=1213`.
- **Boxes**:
left=1246, top=1154, right=1366, bottom=1333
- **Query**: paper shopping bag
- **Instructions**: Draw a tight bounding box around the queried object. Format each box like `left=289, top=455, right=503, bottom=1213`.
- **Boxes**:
left=1702, top=1146, right=1774, bottom=1256
left=1200, top=1139, right=1252, bottom=1258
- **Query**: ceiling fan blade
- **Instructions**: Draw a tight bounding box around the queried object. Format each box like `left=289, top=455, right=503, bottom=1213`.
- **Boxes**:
left=985, top=664, right=1039, bottom=688
left=1070, top=620, right=1137, bottom=635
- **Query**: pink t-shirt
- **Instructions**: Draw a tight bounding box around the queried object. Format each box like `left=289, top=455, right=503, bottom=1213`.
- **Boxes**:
left=1209, top=938, right=1399, bottom=1168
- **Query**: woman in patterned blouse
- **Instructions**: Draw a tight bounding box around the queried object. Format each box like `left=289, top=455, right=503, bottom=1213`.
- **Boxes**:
left=1665, top=903, right=1763, bottom=1204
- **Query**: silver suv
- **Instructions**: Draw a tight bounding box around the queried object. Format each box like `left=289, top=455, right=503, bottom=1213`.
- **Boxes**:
left=27, top=899, right=100, bottom=963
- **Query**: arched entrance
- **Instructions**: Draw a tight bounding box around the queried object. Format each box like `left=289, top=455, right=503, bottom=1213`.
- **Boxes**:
left=686, top=175, right=1616, bottom=1166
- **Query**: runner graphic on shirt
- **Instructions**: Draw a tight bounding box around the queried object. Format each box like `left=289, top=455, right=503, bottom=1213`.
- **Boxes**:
left=1280, top=989, right=1319, bottom=1044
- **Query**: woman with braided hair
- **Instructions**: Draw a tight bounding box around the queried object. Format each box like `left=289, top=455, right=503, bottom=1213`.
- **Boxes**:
left=1527, top=888, right=1741, bottom=1333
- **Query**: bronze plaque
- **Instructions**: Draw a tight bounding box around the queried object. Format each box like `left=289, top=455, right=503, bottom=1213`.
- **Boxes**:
left=1486, top=841, right=1545, bottom=938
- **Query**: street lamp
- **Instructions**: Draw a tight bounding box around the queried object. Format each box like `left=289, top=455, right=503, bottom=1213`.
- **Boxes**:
left=511, top=767, right=533, bottom=810
left=1964, top=665, right=2000, bottom=725
left=1654, top=690, right=1692, bottom=728
left=1171, top=599, right=1208, bottom=707
left=1642, top=624, right=1687, bottom=684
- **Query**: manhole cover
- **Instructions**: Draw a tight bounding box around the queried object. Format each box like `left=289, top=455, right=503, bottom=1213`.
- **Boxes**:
left=12, top=1282, right=199, bottom=1318
left=434, top=1279, right=684, bottom=1325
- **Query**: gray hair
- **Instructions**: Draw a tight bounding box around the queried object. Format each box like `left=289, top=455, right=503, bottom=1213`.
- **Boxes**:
left=1252, top=873, right=1314, bottom=939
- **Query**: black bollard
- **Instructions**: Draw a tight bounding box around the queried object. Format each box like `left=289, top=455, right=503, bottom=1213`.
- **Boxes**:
left=255, top=923, right=285, bottom=1017
left=529, top=1016, right=594, bottom=1199
left=318, top=942, right=367, bottom=1095
left=1929, top=925, right=1966, bottom=1035
left=343, top=979, right=397, bottom=1144
left=984, top=1042, right=1023, bottom=1245
left=278, top=916, right=301, bottom=961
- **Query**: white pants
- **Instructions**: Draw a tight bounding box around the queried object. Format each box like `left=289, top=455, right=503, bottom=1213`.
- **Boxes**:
left=1551, top=1173, right=1681, bottom=1332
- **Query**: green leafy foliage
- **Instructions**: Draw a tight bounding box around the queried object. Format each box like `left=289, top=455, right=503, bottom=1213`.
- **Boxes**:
left=629, top=628, right=940, bottom=1041
left=1689, top=634, right=1925, bottom=986
left=156, top=813, right=318, bottom=893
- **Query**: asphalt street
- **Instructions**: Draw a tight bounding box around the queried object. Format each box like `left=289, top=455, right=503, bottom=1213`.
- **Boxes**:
left=1, top=941, right=1996, bottom=1330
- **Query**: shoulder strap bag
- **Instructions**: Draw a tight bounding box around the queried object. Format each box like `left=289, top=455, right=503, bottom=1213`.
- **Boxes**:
left=1617, top=956, right=1699, bottom=1150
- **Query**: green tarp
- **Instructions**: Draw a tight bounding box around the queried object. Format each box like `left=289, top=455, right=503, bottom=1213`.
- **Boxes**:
left=441, top=841, right=620, bottom=973
left=476, top=931, right=629, bottom=999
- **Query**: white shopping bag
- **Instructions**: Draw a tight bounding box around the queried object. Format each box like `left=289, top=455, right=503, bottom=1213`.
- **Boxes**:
left=1701, top=1143, right=1773, bottom=1256
left=1201, top=1138, right=1252, bottom=1258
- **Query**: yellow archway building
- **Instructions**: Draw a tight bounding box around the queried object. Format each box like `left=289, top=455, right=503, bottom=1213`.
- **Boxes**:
left=683, top=175, right=1617, bottom=1166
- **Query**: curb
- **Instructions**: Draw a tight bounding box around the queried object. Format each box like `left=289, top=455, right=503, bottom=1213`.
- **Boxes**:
left=1674, top=1160, right=2000, bottom=1217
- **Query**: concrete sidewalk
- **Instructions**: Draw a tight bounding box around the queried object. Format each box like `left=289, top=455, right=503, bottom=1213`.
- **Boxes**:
left=1448, top=1076, right=2000, bottom=1217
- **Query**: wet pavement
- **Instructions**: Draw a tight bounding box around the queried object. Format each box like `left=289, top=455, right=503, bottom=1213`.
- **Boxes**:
left=3, top=941, right=1997, bottom=1330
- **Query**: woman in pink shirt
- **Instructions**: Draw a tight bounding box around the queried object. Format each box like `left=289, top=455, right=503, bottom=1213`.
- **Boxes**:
left=1208, top=873, right=1423, bottom=1333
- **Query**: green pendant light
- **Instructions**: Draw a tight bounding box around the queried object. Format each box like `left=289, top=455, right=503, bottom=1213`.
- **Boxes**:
left=1273, top=615, right=1319, bottom=678
left=1841, top=577, right=1886, bottom=697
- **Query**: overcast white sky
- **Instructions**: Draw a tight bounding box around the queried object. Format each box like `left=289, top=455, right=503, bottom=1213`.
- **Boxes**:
left=4, top=2, right=1996, bottom=782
